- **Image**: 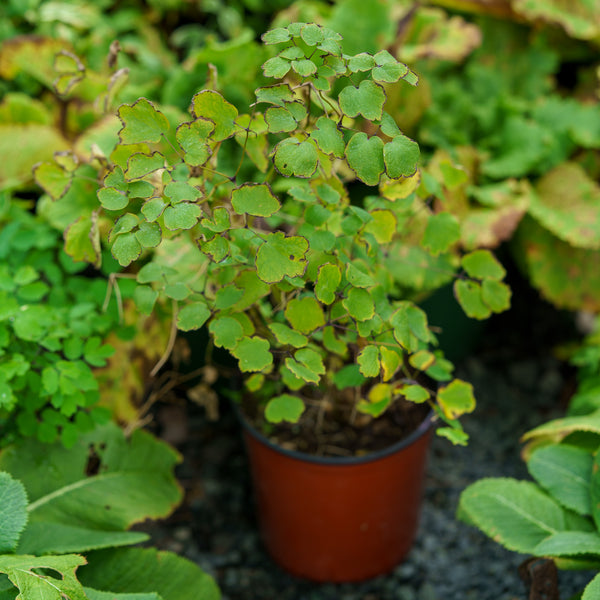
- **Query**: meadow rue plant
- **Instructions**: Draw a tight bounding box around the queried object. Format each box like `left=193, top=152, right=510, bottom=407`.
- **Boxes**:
left=37, top=22, right=511, bottom=447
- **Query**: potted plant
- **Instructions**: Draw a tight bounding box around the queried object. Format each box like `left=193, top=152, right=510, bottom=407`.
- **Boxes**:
left=39, top=21, right=511, bottom=582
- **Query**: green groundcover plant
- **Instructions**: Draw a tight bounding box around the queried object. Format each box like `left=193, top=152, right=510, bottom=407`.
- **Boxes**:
left=36, top=21, right=511, bottom=447
left=458, top=319, right=600, bottom=600
left=0, top=421, right=220, bottom=600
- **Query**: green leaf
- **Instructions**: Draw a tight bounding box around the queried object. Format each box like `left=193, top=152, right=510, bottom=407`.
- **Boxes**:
left=323, top=326, right=348, bottom=356
left=454, top=280, right=491, bottom=320
left=462, top=250, right=506, bottom=281
left=77, top=547, right=220, bottom=600
left=347, top=53, right=375, bottom=73
left=346, top=262, right=375, bottom=288
left=262, top=56, right=291, bottom=79
left=343, top=287, right=375, bottom=321
left=528, top=445, right=593, bottom=516
left=300, top=23, right=325, bottom=46
left=364, top=209, right=397, bottom=244
left=65, top=217, right=101, bottom=267
left=457, top=478, right=567, bottom=554
left=163, top=203, right=201, bottom=231
left=421, top=212, right=460, bottom=255
left=33, top=161, right=72, bottom=200
left=534, top=531, right=600, bottom=559
left=0, top=473, right=28, bottom=553
left=338, top=80, right=385, bottom=121
left=83, top=338, right=113, bottom=368
left=112, top=233, right=142, bottom=267
left=265, top=106, right=297, bottom=133
left=315, top=263, right=341, bottom=305
left=383, top=134, right=420, bottom=179
left=285, top=348, right=326, bottom=384
left=176, top=118, right=213, bottom=167
left=255, top=232, right=307, bottom=283
left=390, top=302, right=431, bottom=349
left=401, top=384, right=430, bottom=403
left=262, top=28, right=291, bottom=45
left=200, top=236, right=229, bottom=262
left=209, top=317, right=244, bottom=350
left=481, top=279, right=511, bottom=313
left=135, top=222, right=162, bottom=249
left=285, top=297, right=326, bottom=334
left=190, top=90, right=238, bottom=141
left=380, top=347, right=402, bottom=382
left=255, top=84, right=295, bottom=106
left=591, top=451, right=600, bottom=532
left=176, top=302, right=211, bottom=331
left=164, top=282, right=191, bottom=301
left=0, top=554, right=87, bottom=600
left=201, top=207, right=230, bottom=232
left=372, top=50, right=409, bottom=83
left=98, top=187, right=128, bottom=211
left=437, top=380, right=475, bottom=419
left=273, top=138, right=319, bottom=178
left=358, top=345, right=380, bottom=378
left=231, top=336, right=272, bottom=372
left=583, top=574, right=600, bottom=600
left=265, top=394, right=305, bottom=424
left=141, top=198, right=167, bottom=222
left=345, top=133, right=384, bottom=186
left=164, top=181, right=202, bottom=204
left=231, top=183, right=280, bottom=217
left=118, top=98, right=169, bottom=144
left=309, top=117, right=345, bottom=158
left=124, top=152, right=164, bottom=181
left=291, top=59, right=317, bottom=77
left=133, top=286, right=158, bottom=315
left=268, top=323, right=308, bottom=348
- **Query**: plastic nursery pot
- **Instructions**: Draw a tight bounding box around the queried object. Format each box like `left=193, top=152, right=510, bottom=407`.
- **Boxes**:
left=239, top=410, right=433, bottom=583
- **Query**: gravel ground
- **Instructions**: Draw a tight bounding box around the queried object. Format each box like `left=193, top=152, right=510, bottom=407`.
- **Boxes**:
left=147, top=290, right=597, bottom=600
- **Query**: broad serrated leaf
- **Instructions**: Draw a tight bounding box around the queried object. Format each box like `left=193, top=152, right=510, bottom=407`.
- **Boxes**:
left=265, top=394, right=305, bottom=423
left=231, top=336, right=272, bottom=372
left=534, top=531, right=600, bottom=559
left=343, top=287, right=375, bottom=321
left=315, top=263, right=341, bottom=305
left=583, top=574, right=600, bottom=600
left=0, top=473, right=28, bottom=553
left=457, top=478, right=567, bottom=554
left=528, top=445, right=593, bottom=516
left=231, top=183, right=280, bottom=217
left=190, top=90, right=238, bottom=141
left=273, top=138, right=318, bottom=178
left=176, top=301, right=211, bottom=331
left=358, top=345, right=380, bottom=378
left=285, top=296, right=325, bottom=334
left=269, top=323, right=308, bottom=348
left=338, top=80, right=385, bottom=121
left=438, top=379, right=475, bottom=419
left=422, top=212, right=460, bottom=255
left=0, top=554, right=88, bottom=600
left=255, top=232, right=307, bottom=283
left=118, top=98, right=169, bottom=144
left=383, top=134, right=419, bottom=179
left=209, top=317, right=244, bottom=350
left=345, top=133, right=384, bottom=186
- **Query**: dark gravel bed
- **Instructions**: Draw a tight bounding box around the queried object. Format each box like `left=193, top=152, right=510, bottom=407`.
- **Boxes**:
left=146, top=295, right=597, bottom=599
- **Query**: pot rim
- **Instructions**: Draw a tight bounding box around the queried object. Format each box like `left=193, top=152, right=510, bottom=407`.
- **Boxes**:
left=234, top=401, right=435, bottom=466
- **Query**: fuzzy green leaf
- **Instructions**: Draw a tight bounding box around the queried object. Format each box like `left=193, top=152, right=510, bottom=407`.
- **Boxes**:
left=255, top=232, right=307, bottom=283
left=231, top=336, right=272, bottom=372
left=383, top=134, right=420, bottom=179
left=265, top=394, right=305, bottom=424
left=0, top=473, right=28, bottom=553
left=232, top=183, right=280, bottom=217
left=118, top=98, right=169, bottom=144
left=345, top=133, right=384, bottom=185
left=273, top=138, right=319, bottom=178
left=285, top=296, right=325, bottom=334
left=528, top=445, right=593, bottom=516
left=457, top=478, right=567, bottom=554
left=338, top=80, right=385, bottom=121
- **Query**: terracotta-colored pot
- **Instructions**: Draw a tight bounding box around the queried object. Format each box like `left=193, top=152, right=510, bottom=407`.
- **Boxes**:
left=240, top=412, right=433, bottom=582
